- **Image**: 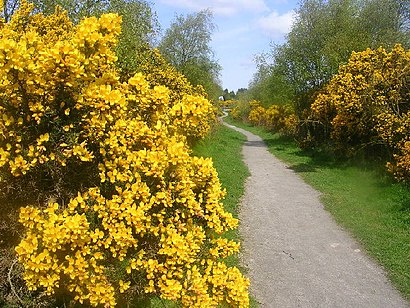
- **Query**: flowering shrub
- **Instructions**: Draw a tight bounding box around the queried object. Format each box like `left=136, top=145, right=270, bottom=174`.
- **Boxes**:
left=219, top=99, right=237, bottom=109
left=311, top=45, right=410, bottom=180
left=247, top=104, right=266, bottom=126
left=244, top=100, right=297, bottom=136
left=230, top=104, right=243, bottom=120
left=136, top=47, right=217, bottom=142
left=264, top=104, right=295, bottom=133
left=1, top=2, right=249, bottom=306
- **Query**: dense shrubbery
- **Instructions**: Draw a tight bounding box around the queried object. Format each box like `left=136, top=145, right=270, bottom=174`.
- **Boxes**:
left=135, top=47, right=216, bottom=143
left=232, top=100, right=297, bottom=137
left=236, top=45, right=409, bottom=182
left=238, top=0, right=409, bottom=167
left=0, top=2, right=249, bottom=307
left=310, top=45, right=410, bottom=181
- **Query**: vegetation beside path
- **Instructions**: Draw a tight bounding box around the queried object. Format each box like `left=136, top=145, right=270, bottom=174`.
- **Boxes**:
left=193, top=124, right=260, bottom=307
left=225, top=116, right=410, bottom=301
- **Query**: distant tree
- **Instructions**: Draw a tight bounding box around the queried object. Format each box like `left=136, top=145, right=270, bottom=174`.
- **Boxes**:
left=223, top=88, right=237, bottom=100
left=29, top=0, right=109, bottom=21
left=108, top=0, right=160, bottom=73
left=248, top=0, right=409, bottom=115
left=159, top=9, right=222, bottom=99
left=248, top=51, right=293, bottom=107
left=358, top=0, right=410, bottom=48
left=236, top=88, right=247, bottom=95
left=235, top=88, right=249, bottom=102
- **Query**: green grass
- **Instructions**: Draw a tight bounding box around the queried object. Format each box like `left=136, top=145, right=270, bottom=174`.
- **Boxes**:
left=193, top=124, right=249, bottom=267
left=193, top=123, right=250, bottom=221
left=225, top=116, right=410, bottom=301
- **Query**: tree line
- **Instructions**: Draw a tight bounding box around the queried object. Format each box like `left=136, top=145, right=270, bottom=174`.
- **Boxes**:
left=233, top=0, right=410, bottom=182
left=244, top=0, right=409, bottom=111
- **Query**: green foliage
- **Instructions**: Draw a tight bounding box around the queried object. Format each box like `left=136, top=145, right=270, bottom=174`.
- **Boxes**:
left=247, top=0, right=409, bottom=117
left=248, top=52, right=293, bottom=107
left=310, top=45, right=410, bottom=181
left=358, top=0, right=410, bottom=48
left=159, top=9, right=222, bottom=100
left=222, top=89, right=237, bottom=101
left=29, top=0, right=110, bottom=21
left=108, top=0, right=160, bottom=74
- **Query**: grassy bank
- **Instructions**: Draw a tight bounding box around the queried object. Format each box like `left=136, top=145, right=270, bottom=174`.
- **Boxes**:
left=193, top=123, right=250, bottom=266
left=225, top=116, right=410, bottom=301
left=193, top=123, right=250, bottom=222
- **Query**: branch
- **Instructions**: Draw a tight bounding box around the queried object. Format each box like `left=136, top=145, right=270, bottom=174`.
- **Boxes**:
left=8, top=258, right=24, bottom=307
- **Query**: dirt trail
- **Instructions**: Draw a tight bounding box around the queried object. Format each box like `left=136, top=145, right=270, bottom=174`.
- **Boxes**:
left=224, top=121, right=409, bottom=308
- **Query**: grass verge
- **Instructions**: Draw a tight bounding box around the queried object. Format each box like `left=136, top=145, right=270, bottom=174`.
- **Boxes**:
left=193, top=123, right=250, bottom=221
left=225, top=116, right=410, bottom=301
left=193, top=122, right=249, bottom=267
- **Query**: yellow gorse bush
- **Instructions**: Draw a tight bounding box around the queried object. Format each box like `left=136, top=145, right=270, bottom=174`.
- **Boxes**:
left=311, top=45, right=410, bottom=180
left=247, top=105, right=265, bottom=126
left=246, top=100, right=297, bottom=135
left=135, top=47, right=217, bottom=142
left=1, top=2, right=249, bottom=306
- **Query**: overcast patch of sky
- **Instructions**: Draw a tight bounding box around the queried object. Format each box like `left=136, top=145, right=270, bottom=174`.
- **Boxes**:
left=154, top=0, right=299, bottom=91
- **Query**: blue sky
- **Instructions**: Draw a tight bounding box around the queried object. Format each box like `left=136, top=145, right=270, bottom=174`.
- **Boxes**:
left=152, top=0, right=300, bottom=91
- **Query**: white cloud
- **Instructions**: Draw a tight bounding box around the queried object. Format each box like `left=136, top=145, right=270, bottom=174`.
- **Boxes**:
left=159, top=0, right=269, bottom=16
left=256, top=10, right=296, bottom=38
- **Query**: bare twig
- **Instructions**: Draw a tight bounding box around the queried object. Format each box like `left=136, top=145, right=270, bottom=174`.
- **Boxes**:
left=8, top=258, right=24, bottom=307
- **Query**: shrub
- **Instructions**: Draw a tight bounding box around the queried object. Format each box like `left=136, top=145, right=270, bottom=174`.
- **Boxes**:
left=264, top=104, right=295, bottom=134
left=230, top=100, right=251, bottom=122
left=247, top=104, right=266, bottom=126
left=0, top=2, right=249, bottom=306
left=311, top=45, right=410, bottom=180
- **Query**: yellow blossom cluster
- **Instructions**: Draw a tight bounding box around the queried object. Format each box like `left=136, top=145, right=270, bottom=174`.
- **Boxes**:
left=135, top=47, right=217, bottom=142
left=230, top=100, right=255, bottom=122
left=247, top=103, right=266, bottom=126
left=3, top=2, right=249, bottom=307
left=244, top=100, right=297, bottom=135
left=0, top=1, right=122, bottom=179
left=230, top=104, right=243, bottom=120
left=311, top=45, right=410, bottom=180
left=217, top=99, right=238, bottom=110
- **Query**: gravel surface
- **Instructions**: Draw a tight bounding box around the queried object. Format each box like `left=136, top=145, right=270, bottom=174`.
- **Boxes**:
left=224, top=121, right=409, bottom=308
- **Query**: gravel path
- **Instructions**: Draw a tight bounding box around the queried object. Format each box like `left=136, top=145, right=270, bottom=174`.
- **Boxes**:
left=224, top=121, right=409, bottom=308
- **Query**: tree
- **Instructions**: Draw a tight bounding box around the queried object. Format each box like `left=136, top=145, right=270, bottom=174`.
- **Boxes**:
left=247, top=50, right=293, bottom=107
left=358, top=0, right=410, bottom=48
left=108, top=0, right=160, bottom=73
left=222, top=89, right=236, bottom=100
left=29, top=0, right=109, bottom=21
left=159, top=9, right=222, bottom=99
left=248, top=0, right=409, bottom=116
